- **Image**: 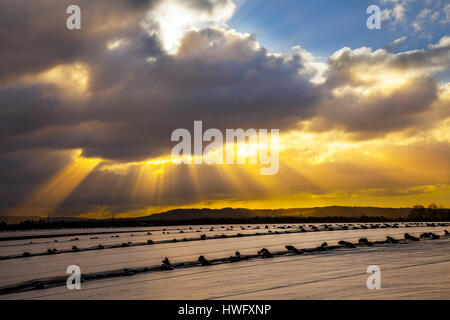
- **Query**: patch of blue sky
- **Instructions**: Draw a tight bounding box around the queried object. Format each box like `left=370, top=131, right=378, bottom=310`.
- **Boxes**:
left=228, top=0, right=449, bottom=58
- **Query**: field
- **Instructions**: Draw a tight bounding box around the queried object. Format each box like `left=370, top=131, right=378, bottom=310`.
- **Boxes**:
left=0, top=222, right=449, bottom=299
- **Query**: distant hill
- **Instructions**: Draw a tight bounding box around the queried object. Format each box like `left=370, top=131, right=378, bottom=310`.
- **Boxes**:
left=0, top=206, right=413, bottom=224
left=136, top=206, right=412, bottom=221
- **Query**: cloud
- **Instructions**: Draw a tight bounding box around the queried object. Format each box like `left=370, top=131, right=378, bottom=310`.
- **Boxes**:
left=0, top=0, right=236, bottom=82
left=306, top=36, right=450, bottom=138
left=381, top=0, right=408, bottom=27
left=0, top=1, right=449, bottom=215
left=3, top=1, right=447, bottom=160
left=379, top=0, right=448, bottom=38
left=0, top=0, right=161, bottom=83
left=443, top=4, right=450, bottom=24
left=385, top=36, right=407, bottom=52
left=143, top=0, right=235, bottom=53
left=0, top=24, right=323, bottom=162
left=328, top=36, right=450, bottom=77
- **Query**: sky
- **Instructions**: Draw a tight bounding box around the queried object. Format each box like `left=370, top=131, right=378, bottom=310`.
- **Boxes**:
left=230, top=0, right=449, bottom=53
left=0, top=0, right=449, bottom=218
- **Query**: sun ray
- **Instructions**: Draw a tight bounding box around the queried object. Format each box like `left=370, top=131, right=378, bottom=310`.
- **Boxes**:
left=21, top=150, right=101, bottom=214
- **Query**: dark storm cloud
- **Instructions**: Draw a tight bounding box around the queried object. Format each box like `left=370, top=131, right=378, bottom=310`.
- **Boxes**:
left=80, top=28, right=322, bottom=159
left=0, top=150, right=74, bottom=206
left=2, top=0, right=446, bottom=161
left=311, top=40, right=450, bottom=137
left=311, top=76, right=439, bottom=137
left=0, top=0, right=161, bottom=83
left=1, top=24, right=323, bottom=161
left=0, top=85, right=70, bottom=137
